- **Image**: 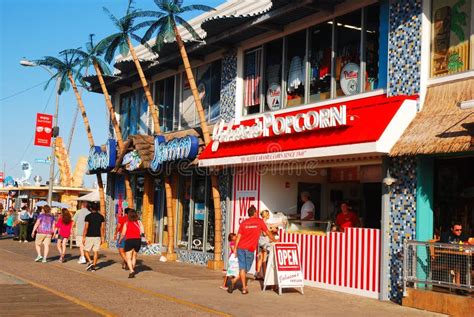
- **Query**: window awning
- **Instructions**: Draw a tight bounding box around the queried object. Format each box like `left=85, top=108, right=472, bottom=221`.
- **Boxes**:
left=391, top=78, right=474, bottom=156
left=198, top=93, right=417, bottom=167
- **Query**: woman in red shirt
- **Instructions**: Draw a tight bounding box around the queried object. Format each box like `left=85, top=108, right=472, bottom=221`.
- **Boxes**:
left=335, top=202, right=360, bottom=232
left=118, top=209, right=148, bottom=278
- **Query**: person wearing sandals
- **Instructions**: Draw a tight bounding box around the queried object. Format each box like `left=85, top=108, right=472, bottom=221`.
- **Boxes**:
left=32, top=205, right=55, bottom=263
left=118, top=209, right=148, bottom=278
left=54, top=208, right=74, bottom=263
left=114, top=207, right=129, bottom=270
left=228, top=206, right=278, bottom=295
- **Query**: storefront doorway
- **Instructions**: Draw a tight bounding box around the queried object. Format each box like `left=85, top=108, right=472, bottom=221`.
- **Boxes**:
left=434, top=156, right=474, bottom=237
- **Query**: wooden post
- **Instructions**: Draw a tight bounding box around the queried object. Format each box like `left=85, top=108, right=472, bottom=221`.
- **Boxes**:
left=164, top=174, right=177, bottom=261
left=142, top=174, right=154, bottom=242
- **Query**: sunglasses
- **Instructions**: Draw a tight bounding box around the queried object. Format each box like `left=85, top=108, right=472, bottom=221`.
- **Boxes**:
left=453, top=229, right=462, bottom=232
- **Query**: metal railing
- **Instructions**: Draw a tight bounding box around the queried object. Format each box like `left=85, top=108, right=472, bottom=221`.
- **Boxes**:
left=403, top=240, right=473, bottom=294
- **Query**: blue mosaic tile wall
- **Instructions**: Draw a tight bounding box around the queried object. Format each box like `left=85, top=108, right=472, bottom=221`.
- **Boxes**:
left=388, top=156, right=417, bottom=303
left=176, top=249, right=214, bottom=265
left=219, top=49, right=237, bottom=123
left=388, top=0, right=422, bottom=96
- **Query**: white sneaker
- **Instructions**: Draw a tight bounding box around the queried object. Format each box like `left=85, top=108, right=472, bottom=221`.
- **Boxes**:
left=78, top=256, right=87, bottom=264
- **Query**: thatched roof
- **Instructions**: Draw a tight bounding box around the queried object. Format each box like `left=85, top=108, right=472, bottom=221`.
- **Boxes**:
left=390, top=78, right=474, bottom=156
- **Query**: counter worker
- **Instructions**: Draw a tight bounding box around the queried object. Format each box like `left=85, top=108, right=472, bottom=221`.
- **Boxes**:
left=300, top=192, right=315, bottom=229
left=335, top=202, right=360, bottom=232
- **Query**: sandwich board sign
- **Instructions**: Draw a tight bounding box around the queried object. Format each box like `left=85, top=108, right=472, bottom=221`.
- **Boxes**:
left=263, top=243, right=304, bottom=295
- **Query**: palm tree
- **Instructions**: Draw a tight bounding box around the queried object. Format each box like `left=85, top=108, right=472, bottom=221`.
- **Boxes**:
left=134, top=0, right=224, bottom=269
left=34, top=52, right=107, bottom=219
left=99, top=0, right=175, bottom=248
left=99, top=0, right=160, bottom=131
left=64, top=34, right=135, bottom=209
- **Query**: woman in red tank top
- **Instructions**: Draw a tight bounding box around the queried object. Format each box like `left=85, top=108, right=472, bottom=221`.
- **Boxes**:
left=118, top=209, right=148, bottom=278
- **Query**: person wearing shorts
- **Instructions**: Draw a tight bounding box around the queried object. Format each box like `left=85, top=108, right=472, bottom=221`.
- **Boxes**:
left=114, top=208, right=129, bottom=270
left=119, top=209, right=148, bottom=278
left=228, top=206, right=277, bottom=295
left=73, top=201, right=90, bottom=264
left=32, top=205, right=55, bottom=263
left=82, top=203, right=104, bottom=272
left=54, top=208, right=74, bottom=263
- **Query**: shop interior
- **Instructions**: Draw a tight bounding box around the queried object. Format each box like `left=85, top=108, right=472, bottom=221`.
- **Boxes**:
left=259, top=164, right=382, bottom=233
left=434, top=156, right=474, bottom=237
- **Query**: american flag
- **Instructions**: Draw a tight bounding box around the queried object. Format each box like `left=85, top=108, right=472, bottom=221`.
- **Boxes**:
left=244, top=49, right=262, bottom=107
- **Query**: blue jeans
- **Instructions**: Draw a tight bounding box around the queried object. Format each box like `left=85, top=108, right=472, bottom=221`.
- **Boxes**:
left=237, top=248, right=254, bottom=272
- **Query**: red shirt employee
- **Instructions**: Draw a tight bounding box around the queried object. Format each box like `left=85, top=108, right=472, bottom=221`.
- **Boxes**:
left=335, top=202, right=360, bottom=232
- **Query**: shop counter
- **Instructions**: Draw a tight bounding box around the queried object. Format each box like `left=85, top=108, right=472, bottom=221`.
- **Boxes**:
left=279, top=227, right=381, bottom=298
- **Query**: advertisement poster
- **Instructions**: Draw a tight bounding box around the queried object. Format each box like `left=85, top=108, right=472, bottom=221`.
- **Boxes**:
left=34, top=113, right=53, bottom=147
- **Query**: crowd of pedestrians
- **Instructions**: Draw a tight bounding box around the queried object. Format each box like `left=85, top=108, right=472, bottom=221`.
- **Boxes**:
left=0, top=201, right=147, bottom=279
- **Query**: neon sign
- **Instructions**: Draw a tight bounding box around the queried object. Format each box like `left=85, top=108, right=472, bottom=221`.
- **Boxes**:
left=87, top=139, right=117, bottom=173
left=150, top=135, right=199, bottom=171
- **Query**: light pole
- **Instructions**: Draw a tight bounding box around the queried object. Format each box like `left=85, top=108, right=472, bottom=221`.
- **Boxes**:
left=20, top=59, right=60, bottom=205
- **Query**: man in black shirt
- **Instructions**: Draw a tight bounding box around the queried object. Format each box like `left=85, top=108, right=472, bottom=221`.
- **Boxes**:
left=440, top=222, right=469, bottom=244
left=82, top=203, right=105, bottom=272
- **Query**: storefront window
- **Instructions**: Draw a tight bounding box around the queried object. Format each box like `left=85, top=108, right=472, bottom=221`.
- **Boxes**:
left=176, top=176, right=192, bottom=250
left=155, top=76, right=176, bottom=133
left=431, top=0, right=472, bottom=77
left=309, top=23, right=332, bottom=102
left=120, top=89, right=149, bottom=137
left=134, top=175, right=145, bottom=217
left=365, top=4, right=380, bottom=92
left=335, top=10, right=362, bottom=97
left=192, top=175, right=206, bottom=251
left=206, top=177, right=215, bottom=253
left=242, top=4, right=382, bottom=116
left=286, top=31, right=306, bottom=107
left=264, top=39, right=283, bottom=111
left=243, top=48, right=262, bottom=115
left=175, top=173, right=214, bottom=253
left=119, top=93, right=131, bottom=139
left=209, top=60, right=222, bottom=122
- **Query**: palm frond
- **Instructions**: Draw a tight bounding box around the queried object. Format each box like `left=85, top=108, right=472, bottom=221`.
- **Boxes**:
left=97, top=58, right=112, bottom=76
left=102, top=34, right=123, bottom=63
left=103, top=6, right=122, bottom=30
left=139, top=19, right=167, bottom=43
left=119, top=40, right=129, bottom=56
left=175, top=15, right=200, bottom=40
left=128, top=10, right=164, bottom=19
left=43, top=73, right=60, bottom=92
left=130, top=20, right=158, bottom=34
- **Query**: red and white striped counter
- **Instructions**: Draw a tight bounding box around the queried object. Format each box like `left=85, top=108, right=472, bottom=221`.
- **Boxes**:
left=279, top=228, right=381, bottom=298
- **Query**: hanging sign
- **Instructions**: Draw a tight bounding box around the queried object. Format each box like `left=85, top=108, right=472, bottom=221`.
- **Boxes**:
left=34, top=113, right=53, bottom=147
left=263, top=243, right=304, bottom=295
left=266, top=83, right=281, bottom=110
left=87, top=139, right=117, bottom=173
left=150, top=135, right=199, bottom=171
left=212, top=105, right=346, bottom=152
left=340, top=63, right=360, bottom=96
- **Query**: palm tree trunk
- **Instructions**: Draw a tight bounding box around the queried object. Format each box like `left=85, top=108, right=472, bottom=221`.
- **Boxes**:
left=67, top=72, right=107, bottom=219
left=93, top=62, right=134, bottom=209
left=126, top=37, right=176, bottom=251
left=172, top=22, right=223, bottom=267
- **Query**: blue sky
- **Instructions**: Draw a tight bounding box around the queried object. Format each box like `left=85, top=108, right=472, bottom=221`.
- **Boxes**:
left=0, top=0, right=225, bottom=187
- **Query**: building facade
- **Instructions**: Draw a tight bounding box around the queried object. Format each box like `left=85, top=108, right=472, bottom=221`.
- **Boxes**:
left=86, top=0, right=473, bottom=305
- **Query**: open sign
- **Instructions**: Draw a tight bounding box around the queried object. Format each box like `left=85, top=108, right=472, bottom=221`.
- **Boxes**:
left=275, top=244, right=301, bottom=271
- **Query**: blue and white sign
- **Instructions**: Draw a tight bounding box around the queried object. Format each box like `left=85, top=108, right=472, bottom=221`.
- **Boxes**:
left=87, top=139, right=117, bottom=173
left=150, top=135, right=199, bottom=171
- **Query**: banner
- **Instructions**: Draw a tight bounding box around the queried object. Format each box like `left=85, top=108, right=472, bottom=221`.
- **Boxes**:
left=263, top=243, right=304, bottom=295
left=34, top=113, right=53, bottom=147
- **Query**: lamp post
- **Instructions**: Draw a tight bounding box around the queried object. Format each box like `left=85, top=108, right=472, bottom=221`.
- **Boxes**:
left=20, top=59, right=60, bottom=205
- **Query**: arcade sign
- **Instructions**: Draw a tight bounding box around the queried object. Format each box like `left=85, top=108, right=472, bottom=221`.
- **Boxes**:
left=150, top=135, right=199, bottom=171
left=211, top=105, right=347, bottom=152
left=87, top=139, right=117, bottom=173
